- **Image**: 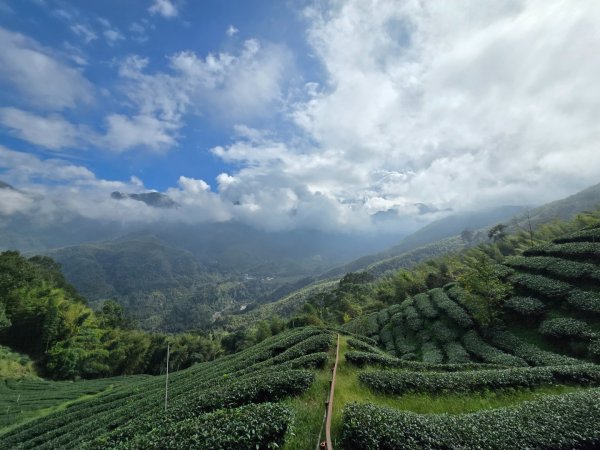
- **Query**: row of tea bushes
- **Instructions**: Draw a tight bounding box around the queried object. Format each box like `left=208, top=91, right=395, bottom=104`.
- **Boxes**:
left=344, top=351, right=502, bottom=372
left=359, top=364, right=600, bottom=395
left=342, top=388, right=600, bottom=449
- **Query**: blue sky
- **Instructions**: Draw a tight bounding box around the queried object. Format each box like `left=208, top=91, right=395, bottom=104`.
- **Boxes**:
left=1, top=0, right=600, bottom=232
left=0, top=0, right=321, bottom=190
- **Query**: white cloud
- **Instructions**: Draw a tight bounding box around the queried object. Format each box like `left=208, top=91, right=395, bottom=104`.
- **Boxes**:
left=70, top=23, right=97, bottom=43
left=198, top=0, right=600, bottom=231
left=0, top=107, right=176, bottom=153
left=103, top=114, right=178, bottom=152
left=118, top=39, right=292, bottom=124
left=0, top=26, right=93, bottom=110
left=0, top=107, right=85, bottom=150
left=0, top=146, right=95, bottom=184
left=226, top=25, right=238, bottom=37
left=0, top=147, right=232, bottom=224
left=97, top=18, right=125, bottom=46
left=149, top=0, right=178, bottom=18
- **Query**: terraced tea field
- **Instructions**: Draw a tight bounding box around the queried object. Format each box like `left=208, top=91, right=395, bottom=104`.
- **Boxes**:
left=0, top=327, right=333, bottom=449
left=3, top=225, right=600, bottom=449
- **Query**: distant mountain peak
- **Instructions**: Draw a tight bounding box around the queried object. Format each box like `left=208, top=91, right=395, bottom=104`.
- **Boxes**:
left=0, top=180, right=16, bottom=190
left=110, top=191, right=179, bottom=209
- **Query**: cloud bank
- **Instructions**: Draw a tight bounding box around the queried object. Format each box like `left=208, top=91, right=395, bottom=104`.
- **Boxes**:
left=1, top=0, right=600, bottom=233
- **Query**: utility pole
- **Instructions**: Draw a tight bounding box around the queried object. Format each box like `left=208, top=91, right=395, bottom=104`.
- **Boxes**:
left=164, top=343, right=170, bottom=413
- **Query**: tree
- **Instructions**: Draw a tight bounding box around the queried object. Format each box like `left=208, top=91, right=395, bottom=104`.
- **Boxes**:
left=488, top=224, right=507, bottom=242
left=461, top=228, right=474, bottom=245
left=458, top=255, right=513, bottom=326
left=255, top=321, right=272, bottom=343
left=0, top=302, right=10, bottom=330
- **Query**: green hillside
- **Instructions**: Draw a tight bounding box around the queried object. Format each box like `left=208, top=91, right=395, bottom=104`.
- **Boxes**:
left=0, top=327, right=333, bottom=449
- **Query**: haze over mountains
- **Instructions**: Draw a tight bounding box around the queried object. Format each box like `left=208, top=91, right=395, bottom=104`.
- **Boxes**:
left=1, top=179, right=599, bottom=332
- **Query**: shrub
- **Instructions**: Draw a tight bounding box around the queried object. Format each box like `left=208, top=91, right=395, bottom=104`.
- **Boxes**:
left=566, top=290, right=600, bottom=314
left=505, top=255, right=600, bottom=283
left=488, top=330, right=580, bottom=366
left=347, top=338, right=385, bottom=355
left=345, top=351, right=501, bottom=372
left=462, top=330, right=527, bottom=366
left=503, top=296, right=546, bottom=316
left=413, top=293, right=438, bottom=319
left=430, top=288, right=473, bottom=329
left=393, top=332, right=417, bottom=356
left=443, top=341, right=471, bottom=364
left=510, top=273, right=573, bottom=299
left=359, top=364, right=600, bottom=395
left=524, top=242, right=600, bottom=260
left=421, top=341, right=443, bottom=364
left=116, top=403, right=293, bottom=449
left=342, top=389, right=600, bottom=449
left=539, top=318, right=596, bottom=340
left=554, top=227, right=600, bottom=244
left=430, top=321, right=458, bottom=344
left=403, top=306, right=423, bottom=332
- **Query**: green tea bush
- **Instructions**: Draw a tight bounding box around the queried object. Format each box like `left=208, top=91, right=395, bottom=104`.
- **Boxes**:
left=525, top=242, right=600, bottom=261
left=488, top=330, right=581, bottom=366
left=366, top=314, right=380, bottom=336
left=566, top=290, right=600, bottom=314
left=510, top=273, right=573, bottom=299
left=403, top=305, right=423, bottom=332
left=379, top=324, right=394, bottom=351
left=554, top=227, right=600, bottom=244
left=503, top=296, right=546, bottom=316
left=443, top=341, right=471, bottom=364
left=347, top=338, right=385, bottom=355
left=505, top=255, right=600, bottom=283
left=413, top=293, right=438, bottom=319
left=345, top=351, right=501, bottom=372
left=342, top=389, right=600, bottom=449
left=539, top=318, right=596, bottom=340
left=359, top=364, right=600, bottom=395
left=171, top=369, right=315, bottom=419
left=429, top=288, right=473, bottom=329
left=462, top=330, right=527, bottom=366
left=421, top=341, right=443, bottom=364
left=430, top=320, right=458, bottom=344
left=108, top=403, right=293, bottom=450
left=393, top=332, right=417, bottom=356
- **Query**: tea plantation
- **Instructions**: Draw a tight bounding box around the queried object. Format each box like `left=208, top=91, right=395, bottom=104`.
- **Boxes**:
left=0, top=327, right=333, bottom=449
left=336, top=223, right=600, bottom=448
left=3, top=224, right=600, bottom=449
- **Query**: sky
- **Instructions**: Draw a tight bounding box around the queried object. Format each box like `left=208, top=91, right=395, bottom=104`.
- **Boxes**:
left=0, top=0, right=600, bottom=233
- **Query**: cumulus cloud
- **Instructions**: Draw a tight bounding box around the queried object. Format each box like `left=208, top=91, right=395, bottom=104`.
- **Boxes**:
left=118, top=39, right=292, bottom=124
left=149, top=0, right=178, bottom=18
left=0, top=108, right=175, bottom=153
left=199, top=0, right=600, bottom=231
left=0, top=26, right=93, bottom=110
left=0, top=147, right=231, bottom=224
left=103, top=114, right=178, bottom=152
left=3, top=1, right=600, bottom=233
left=0, top=107, right=84, bottom=150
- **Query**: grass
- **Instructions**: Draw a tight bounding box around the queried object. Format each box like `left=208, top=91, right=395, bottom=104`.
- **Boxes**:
left=282, top=351, right=333, bottom=449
